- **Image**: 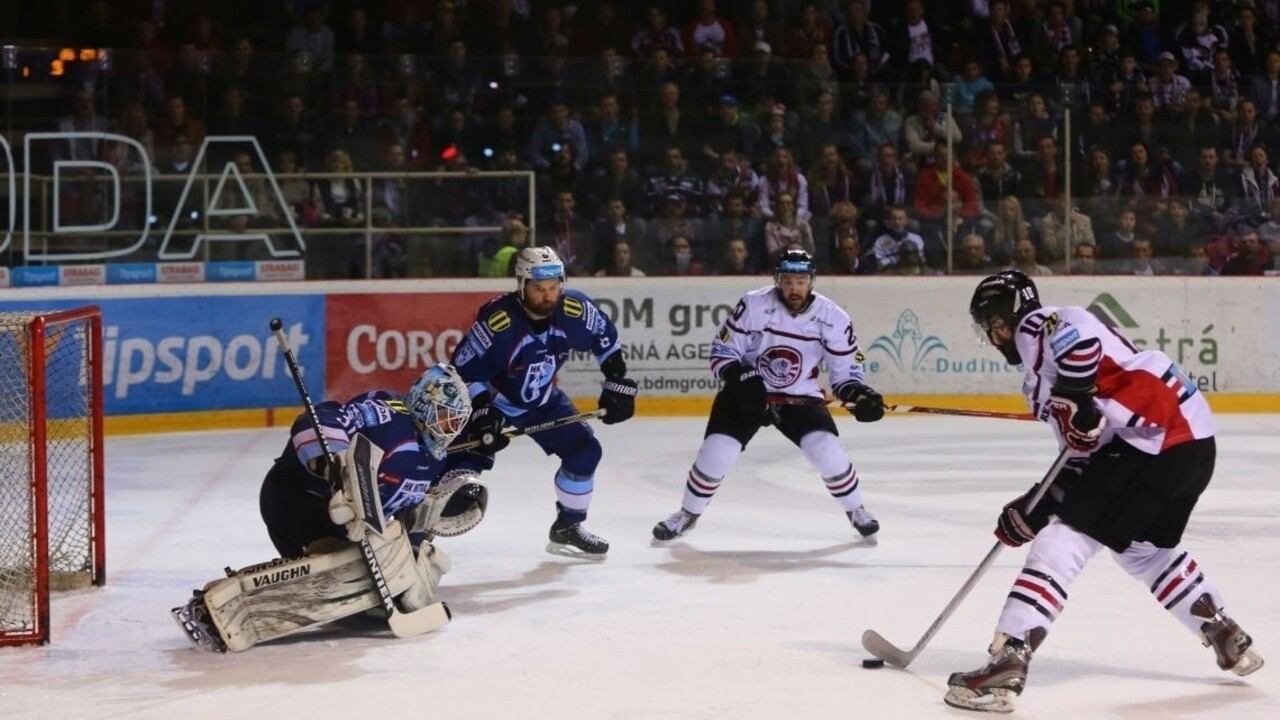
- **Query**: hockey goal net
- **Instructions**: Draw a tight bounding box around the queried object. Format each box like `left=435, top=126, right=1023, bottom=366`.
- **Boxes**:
left=0, top=307, right=105, bottom=646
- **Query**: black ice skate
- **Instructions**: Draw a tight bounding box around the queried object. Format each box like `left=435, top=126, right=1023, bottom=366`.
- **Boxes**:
left=1192, top=593, right=1265, bottom=676
left=944, top=629, right=1045, bottom=714
left=847, top=506, right=880, bottom=539
left=547, top=514, right=609, bottom=560
left=171, top=590, right=227, bottom=653
left=652, top=509, right=699, bottom=541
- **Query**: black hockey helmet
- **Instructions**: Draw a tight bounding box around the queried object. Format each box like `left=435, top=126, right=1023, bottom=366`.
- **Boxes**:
left=969, top=271, right=1040, bottom=364
left=774, top=248, right=816, bottom=282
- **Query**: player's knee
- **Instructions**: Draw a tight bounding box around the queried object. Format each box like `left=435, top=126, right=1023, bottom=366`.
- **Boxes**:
left=560, top=434, right=603, bottom=476
left=799, top=431, right=848, bottom=476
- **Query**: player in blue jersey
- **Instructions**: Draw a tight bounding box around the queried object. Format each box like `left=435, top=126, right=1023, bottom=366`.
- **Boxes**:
left=451, top=246, right=638, bottom=559
left=174, top=364, right=490, bottom=652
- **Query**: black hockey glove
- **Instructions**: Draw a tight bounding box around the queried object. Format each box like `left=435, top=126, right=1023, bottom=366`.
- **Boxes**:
left=994, top=484, right=1057, bottom=548
left=461, top=394, right=510, bottom=453
left=1045, top=393, right=1106, bottom=452
left=835, top=382, right=885, bottom=422
left=599, top=377, right=638, bottom=425
left=721, top=362, right=768, bottom=422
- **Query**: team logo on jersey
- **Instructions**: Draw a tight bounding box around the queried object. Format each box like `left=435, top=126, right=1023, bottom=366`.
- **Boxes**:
left=486, top=310, right=511, bottom=333
left=867, top=310, right=948, bottom=372
left=1050, top=327, right=1080, bottom=355
left=756, top=345, right=804, bottom=387
left=454, top=341, right=477, bottom=366
left=520, top=357, right=557, bottom=403
left=563, top=296, right=584, bottom=318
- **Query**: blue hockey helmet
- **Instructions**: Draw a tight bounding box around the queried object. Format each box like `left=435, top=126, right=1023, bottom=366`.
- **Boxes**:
left=407, top=363, right=472, bottom=460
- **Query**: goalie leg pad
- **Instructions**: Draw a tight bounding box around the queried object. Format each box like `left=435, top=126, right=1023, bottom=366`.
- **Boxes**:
left=198, top=522, right=420, bottom=652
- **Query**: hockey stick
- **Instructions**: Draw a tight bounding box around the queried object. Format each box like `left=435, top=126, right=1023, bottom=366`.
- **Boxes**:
left=269, top=317, right=450, bottom=638
left=446, top=408, right=607, bottom=453
left=860, top=448, right=1073, bottom=669
left=765, top=393, right=1035, bottom=421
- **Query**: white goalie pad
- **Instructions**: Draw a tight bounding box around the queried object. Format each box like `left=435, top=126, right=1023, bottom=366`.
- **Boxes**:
left=408, top=470, right=488, bottom=539
left=199, top=520, right=421, bottom=652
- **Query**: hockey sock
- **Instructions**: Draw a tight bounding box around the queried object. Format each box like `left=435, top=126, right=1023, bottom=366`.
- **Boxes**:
left=995, top=521, right=1098, bottom=640
left=799, top=432, right=865, bottom=511
left=681, top=434, right=740, bottom=514
left=554, top=468, right=593, bottom=523
left=1115, top=542, right=1225, bottom=634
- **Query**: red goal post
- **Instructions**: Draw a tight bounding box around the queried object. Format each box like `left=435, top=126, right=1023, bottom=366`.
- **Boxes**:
left=0, top=306, right=106, bottom=646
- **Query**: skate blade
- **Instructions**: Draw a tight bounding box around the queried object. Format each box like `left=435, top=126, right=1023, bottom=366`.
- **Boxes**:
left=943, top=687, right=1016, bottom=714
left=545, top=541, right=608, bottom=561
left=1231, top=649, right=1265, bottom=677
left=170, top=604, right=227, bottom=653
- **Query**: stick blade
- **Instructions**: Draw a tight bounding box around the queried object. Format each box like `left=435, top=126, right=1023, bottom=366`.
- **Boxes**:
left=861, top=629, right=915, bottom=669
left=387, top=601, right=452, bottom=638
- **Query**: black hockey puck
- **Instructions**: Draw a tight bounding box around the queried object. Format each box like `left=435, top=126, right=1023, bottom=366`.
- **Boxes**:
left=861, top=658, right=886, bottom=669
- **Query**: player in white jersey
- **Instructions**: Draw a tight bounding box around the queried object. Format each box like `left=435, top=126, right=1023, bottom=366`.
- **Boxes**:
left=651, top=249, right=887, bottom=542
left=945, top=271, right=1263, bottom=713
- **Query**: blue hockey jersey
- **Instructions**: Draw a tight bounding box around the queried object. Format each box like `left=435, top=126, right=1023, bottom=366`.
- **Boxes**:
left=289, top=390, right=449, bottom=518
left=452, top=289, right=622, bottom=415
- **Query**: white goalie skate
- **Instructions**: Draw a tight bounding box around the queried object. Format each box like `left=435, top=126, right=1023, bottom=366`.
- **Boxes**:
left=171, top=591, right=228, bottom=653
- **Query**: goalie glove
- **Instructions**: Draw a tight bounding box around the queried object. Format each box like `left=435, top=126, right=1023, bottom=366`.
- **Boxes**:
left=720, top=362, right=768, bottom=422
left=834, top=382, right=885, bottom=422
left=1046, top=393, right=1106, bottom=452
left=598, top=377, right=638, bottom=425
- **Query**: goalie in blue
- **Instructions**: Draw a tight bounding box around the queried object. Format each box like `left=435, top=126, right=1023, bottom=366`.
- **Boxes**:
left=172, top=364, right=489, bottom=652
left=450, top=246, right=638, bottom=560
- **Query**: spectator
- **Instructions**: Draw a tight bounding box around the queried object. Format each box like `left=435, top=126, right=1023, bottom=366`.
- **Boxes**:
left=585, top=94, right=640, bottom=174
left=435, top=38, right=484, bottom=114
left=1069, top=242, right=1100, bottom=275
left=646, top=146, right=705, bottom=217
left=1219, top=228, right=1276, bottom=275
left=964, top=92, right=1013, bottom=170
left=1008, top=237, right=1053, bottom=276
left=370, top=208, right=409, bottom=279
left=954, top=233, right=998, bottom=275
left=1037, top=200, right=1096, bottom=268
left=310, top=149, right=365, bottom=279
left=683, top=0, right=738, bottom=59
left=650, top=193, right=703, bottom=261
left=991, top=195, right=1032, bottom=264
left=1231, top=5, right=1272, bottom=80
left=590, top=149, right=648, bottom=221
left=284, top=3, right=336, bottom=75
left=1032, top=3, right=1081, bottom=76
left=842, top=52, right=876, bottom=113
left=1182, top=145, right=1232, bottom=235
left=1174, top=241, right=1213, bottom=276
left=378, top=94, right=434, bottom=171
left=273, top=150, right=316, bottom=228
left=850, top=88, right=903, bottom=167
left=1078, top=145, right=1122, bottom=234
left=112, top=50, right=168, bottom=118
left=1023, top=134, right=1065, bottom=220
left=1074, top=102, right=1113, bottom=163
left=871, top=206, right=925, bottom=272
left=527, top=99, right=589, bottom=172
left=976, top=140, right=1022, bottom=214
left=859, top=143, right=915, bottom=233
left=709, top=190, right=764, bottom=256
left=784, top=1, right=833, bottom=61
left=830, top=232, right=874, bottom=275
left=594, top=240, right=645, bottom=277
left=1155, top=200, right=1195, bottom=259
left=1223, top=99, right=1273, bottom=171
left=903, top=90, right=962, bottom=170
left=115, top=100, right=156, bottom=170
left=1148, top=52, right=1192, bottom=112
left=832, top=1, right=889, bottom=80
left=714, top=237, right=759, bottom=275
left=1099, top=208, right=1140, bottom=271
left=660, top=234, right=707, bottom=276
left=271, top=94, right=322, bottom=170
left=885, top=239, right=928, bottom=275
left=1206, top=48, right=1241, bottom=123
left=1012, top=94, right=1059, bottom=166
left=1242, top=153, right=1280, bottom=221
left=332, top=54, right=381, bottom=118
left=323, top=98, right=376, bottom=171
left=633, top=5, right=684, bottom=60
left=544, top=190, right=591, bottom=277
left=975, top=0, right=1024, bottom=83
left=592, top=199, right=649, bottom=273
left=1176, top=11, right=1228, bottom=85
left=209, top=87, right=268, bottom=155
left=705, top=148, right=763, bottom=214
left=1169, top=89, right=1222, bottom=171
left=795, top=44, right=840, bottom=118
left=914, top=143, right=981, bottom=266
left=952, top=60, right=996, bottom=116
left=736, top=41, right=792, bottom=112
left=757, top=103, right=798, bottom=164
left=570, top=1, right=629, bottom=59
left=1124, top=237, right=1173, bottom=275
left=701, top=95, right=762, bottom=171
left=807, top=142, right=856, bottom=219
left=529, top=4, right=572, bottom=57
left=684, top=46, right=734, bottom=121
left=537, top=142, right=584, bottom=215
left=639, top=82, right=697, bottom=169
left=1122, top=2, right=1166, bottom=68
left=1052, top=45, right=1093, bottom=113
left=763, top=192, right=816, bottom=261
left=153, top=96, right=206, bottom=159
left=736, top=0, right=783, bottom=59
left=478, top=215, right=530, bottom=278
left=335, top=6, right=383, bottom=56
left=890, top=0, right=944, bottom=77
left=759, top=146, right=810, bottom=220
left=797, top=91, right=849, bottom=170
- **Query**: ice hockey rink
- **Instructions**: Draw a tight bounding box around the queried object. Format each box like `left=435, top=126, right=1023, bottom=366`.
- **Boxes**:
left=1, top=414, right=1276, bottom=720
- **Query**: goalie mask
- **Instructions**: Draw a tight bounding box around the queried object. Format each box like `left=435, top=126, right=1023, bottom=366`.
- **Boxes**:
left=407, top=364, right=472, bottom=460
left=969, top=270, right=1041, bottom=365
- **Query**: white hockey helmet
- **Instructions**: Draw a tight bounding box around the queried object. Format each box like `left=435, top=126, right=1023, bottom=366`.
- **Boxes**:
left=514, top=246, right=565, bottom=299
left=406, top=363, right=472, bottom=460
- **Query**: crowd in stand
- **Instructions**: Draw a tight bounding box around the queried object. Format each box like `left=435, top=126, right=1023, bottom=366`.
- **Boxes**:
left=14, top=0, right=1280, bottom=278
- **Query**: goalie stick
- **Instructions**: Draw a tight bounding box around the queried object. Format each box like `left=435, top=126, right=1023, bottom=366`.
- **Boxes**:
left=859, top=448, right=1072, bottom=669
left=765, top=393, right=1035, bottom=421
left=269, top=317, right=450, bottom=638
left=446, top=408, right=607, bottom=453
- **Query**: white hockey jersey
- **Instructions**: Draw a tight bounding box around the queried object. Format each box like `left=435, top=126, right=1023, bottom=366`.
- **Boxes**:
left=710, top=286, right=866, bottom=398
left=1014, top=305, right=1215, bottom=455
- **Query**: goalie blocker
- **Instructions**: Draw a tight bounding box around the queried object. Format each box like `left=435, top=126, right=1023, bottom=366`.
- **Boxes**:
left=173, top=457, right=488, bottom=652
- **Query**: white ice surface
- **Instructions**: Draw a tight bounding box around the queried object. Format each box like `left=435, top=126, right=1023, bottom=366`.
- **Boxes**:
left=1, top=415, right=1277, bottom=720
